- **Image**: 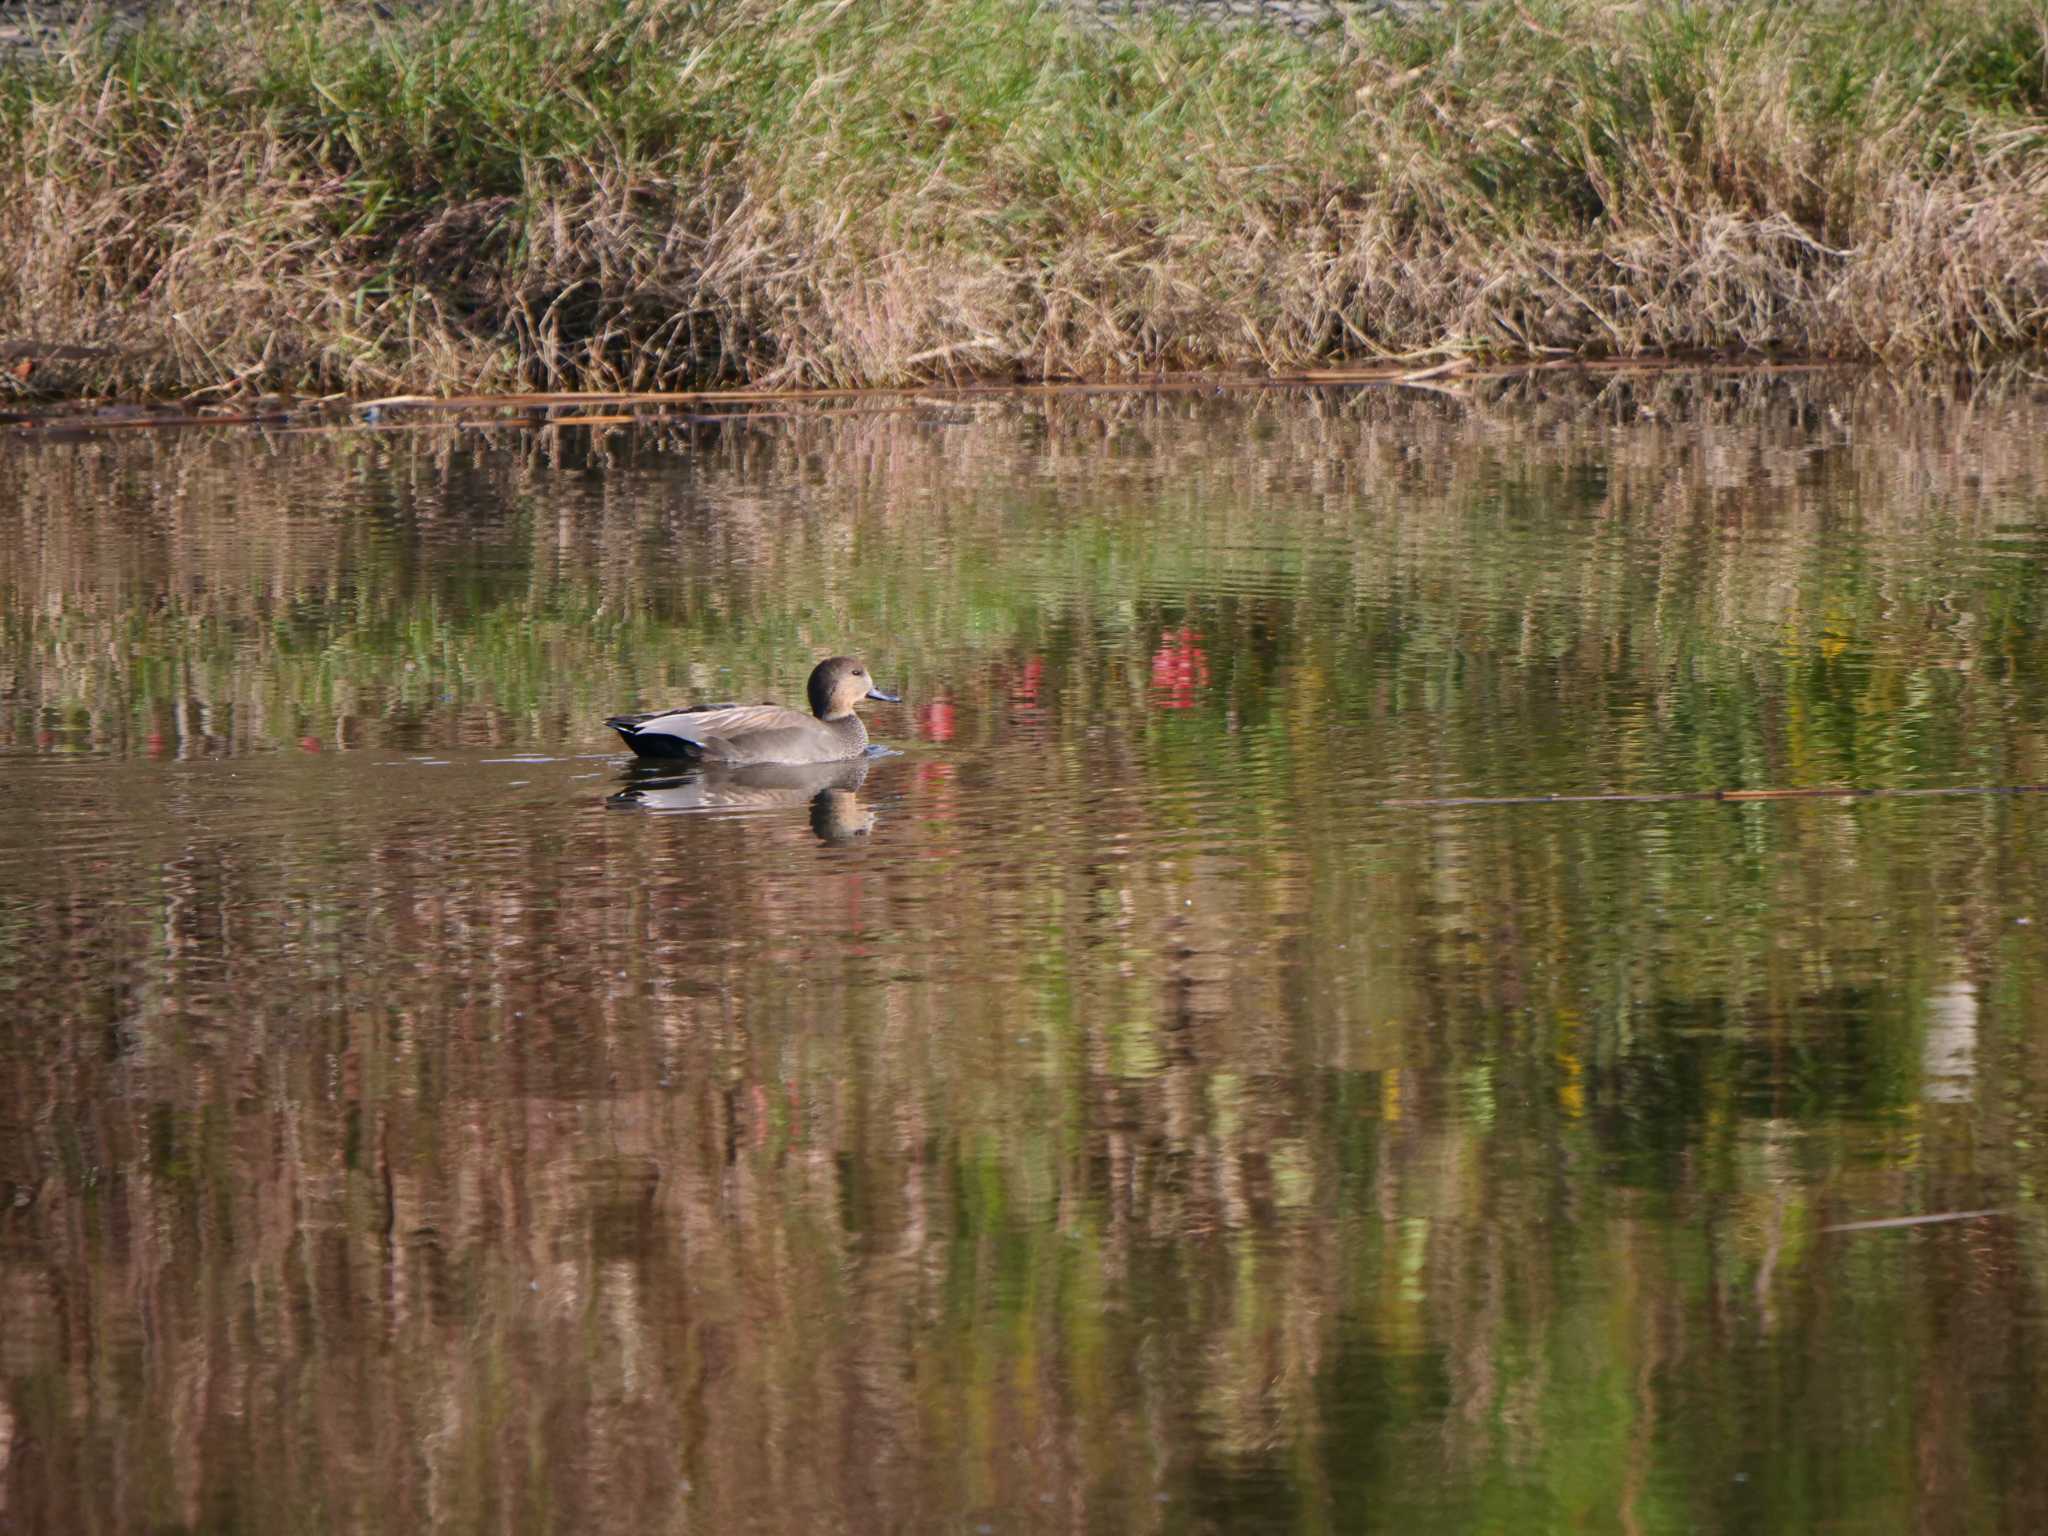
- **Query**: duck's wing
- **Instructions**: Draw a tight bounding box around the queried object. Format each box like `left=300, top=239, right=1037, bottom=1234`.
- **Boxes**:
left=607, top=701, right=815, bottom=760
left=605, top=700, right=747, bottom=728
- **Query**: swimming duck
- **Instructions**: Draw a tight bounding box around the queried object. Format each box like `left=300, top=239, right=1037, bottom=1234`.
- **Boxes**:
left=606, top=656, right=899, bottom=764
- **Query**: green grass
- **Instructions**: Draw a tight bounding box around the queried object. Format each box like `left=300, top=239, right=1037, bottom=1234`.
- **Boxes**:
left=2, top=0, right=2045, bottom=397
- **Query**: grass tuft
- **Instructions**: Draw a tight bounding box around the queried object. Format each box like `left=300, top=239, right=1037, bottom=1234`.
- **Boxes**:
left=3, top=0, right=2046, bottom=396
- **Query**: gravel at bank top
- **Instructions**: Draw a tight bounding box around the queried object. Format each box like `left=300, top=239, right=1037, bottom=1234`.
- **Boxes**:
left=3, top=0, right=1406, bottom=52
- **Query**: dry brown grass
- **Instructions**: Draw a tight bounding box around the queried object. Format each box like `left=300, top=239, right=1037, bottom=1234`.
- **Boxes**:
left=1, top=0, right=2045, bottom=398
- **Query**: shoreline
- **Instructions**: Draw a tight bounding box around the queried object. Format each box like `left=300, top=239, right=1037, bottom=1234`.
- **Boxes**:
left=3, top=0, right=2045, bottom=402
left=3, top=356, right=1884, bottom=426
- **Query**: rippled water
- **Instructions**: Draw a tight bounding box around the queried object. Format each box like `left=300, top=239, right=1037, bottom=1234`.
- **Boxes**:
left=4, top=374, right=2048, bottom=1532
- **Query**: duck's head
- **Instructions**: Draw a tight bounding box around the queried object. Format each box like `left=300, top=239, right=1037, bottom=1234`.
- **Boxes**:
left=808, top=656, right=900, bottom=720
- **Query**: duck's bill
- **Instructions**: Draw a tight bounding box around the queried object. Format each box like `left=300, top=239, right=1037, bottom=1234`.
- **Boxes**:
left=866, top=688, right=902, bottom=703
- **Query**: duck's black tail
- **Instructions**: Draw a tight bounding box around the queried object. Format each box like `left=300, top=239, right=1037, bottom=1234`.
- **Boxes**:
left=606, top=715, right=702, bottom=760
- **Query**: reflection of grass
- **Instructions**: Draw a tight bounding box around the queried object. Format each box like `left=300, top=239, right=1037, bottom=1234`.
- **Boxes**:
left=3, top=0, right=2045, bottom=396
left=4, top=383, right=2046, bottom=790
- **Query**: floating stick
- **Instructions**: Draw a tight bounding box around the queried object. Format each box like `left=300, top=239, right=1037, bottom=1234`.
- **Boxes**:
left=1822, top=1209, right=2008, bottom=1233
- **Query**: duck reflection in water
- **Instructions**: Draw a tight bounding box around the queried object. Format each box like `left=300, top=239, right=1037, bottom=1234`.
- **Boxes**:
left=606, top=756, right=877, bottom=844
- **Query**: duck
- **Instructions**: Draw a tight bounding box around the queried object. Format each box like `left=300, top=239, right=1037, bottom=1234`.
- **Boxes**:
left=606, top=656, right=899, bottom=764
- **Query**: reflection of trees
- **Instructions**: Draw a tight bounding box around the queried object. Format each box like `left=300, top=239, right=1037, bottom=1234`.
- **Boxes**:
left=5, top=373, right=2046, bottom=766
left=2, top=377, right=2048, bottom=1530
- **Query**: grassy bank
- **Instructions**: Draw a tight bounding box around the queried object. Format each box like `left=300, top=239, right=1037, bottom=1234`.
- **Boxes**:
left=2, top=0, right=2045, bottom=397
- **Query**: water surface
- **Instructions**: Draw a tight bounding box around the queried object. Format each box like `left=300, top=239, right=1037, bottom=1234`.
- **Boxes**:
left=4, top=374, right=2048, bottom=1532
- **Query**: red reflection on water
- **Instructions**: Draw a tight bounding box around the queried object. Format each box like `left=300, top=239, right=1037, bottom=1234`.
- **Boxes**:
left=1011, top=657, right=1044, bottom=704
left=300, top=736, right=323, bottom=753
left=919, top=697, right=955, bottom=742
left=1150, top=627, right=1210, bottom=709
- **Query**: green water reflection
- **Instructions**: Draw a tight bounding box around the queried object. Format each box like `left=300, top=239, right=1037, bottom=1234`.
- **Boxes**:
left=3, top=375, right=2048, bottom=1532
